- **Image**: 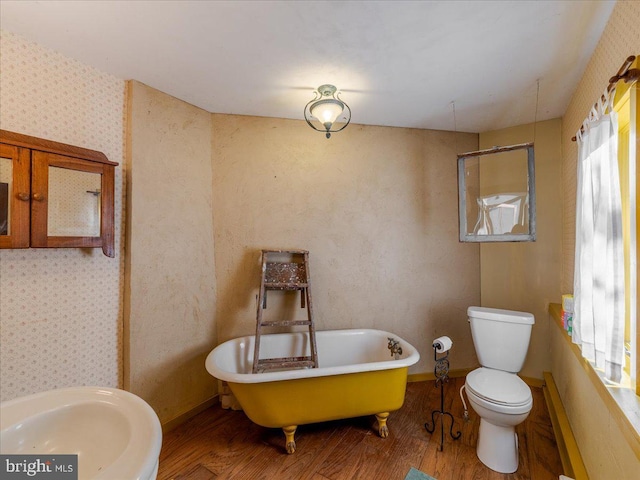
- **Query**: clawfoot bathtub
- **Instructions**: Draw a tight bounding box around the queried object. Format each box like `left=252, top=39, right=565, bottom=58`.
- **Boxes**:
left=205, top=329, right=419, bottom=453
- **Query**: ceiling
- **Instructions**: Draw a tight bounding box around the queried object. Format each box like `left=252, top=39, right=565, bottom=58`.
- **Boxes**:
left=0, top=0, right=615, bottom=133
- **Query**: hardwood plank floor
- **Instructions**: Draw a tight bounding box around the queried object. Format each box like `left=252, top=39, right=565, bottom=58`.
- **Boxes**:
left=158, top=378, right=564, bottom=480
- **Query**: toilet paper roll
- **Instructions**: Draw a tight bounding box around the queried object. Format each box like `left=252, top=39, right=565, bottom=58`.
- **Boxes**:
left=432, top=336, right=453, bottom=352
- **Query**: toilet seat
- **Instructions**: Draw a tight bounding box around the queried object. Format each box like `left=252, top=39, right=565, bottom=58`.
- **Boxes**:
left=466, top=368, right=532, bottom=414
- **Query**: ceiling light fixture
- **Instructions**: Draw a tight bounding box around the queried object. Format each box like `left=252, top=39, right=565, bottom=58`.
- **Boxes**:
left=304, top=84, right=351, bottom=139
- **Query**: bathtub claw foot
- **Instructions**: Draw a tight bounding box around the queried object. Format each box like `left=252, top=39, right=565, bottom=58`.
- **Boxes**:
left=283, top=425, right=297, bottom=454
left=375, top=413, right=390, bottom=438
left=286, top=440, right=296, bottom=454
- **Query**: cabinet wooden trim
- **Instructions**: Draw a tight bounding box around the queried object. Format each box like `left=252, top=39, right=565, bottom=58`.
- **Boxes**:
left=0, top=130, right=118, bottom=166
left=31, top=151, right=108, bottom=250
left=0, top=143, right=30, bottom=248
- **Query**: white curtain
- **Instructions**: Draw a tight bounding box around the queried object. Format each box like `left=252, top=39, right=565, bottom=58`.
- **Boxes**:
left=573, top=88, right=625, bottom=383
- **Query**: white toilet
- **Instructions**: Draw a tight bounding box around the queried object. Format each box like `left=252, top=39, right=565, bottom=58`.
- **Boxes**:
left=465, top=306, right=535, bottom=474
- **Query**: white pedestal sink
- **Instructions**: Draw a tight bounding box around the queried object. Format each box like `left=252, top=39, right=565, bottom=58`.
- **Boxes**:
left=1, top=387, right=162, bottom=480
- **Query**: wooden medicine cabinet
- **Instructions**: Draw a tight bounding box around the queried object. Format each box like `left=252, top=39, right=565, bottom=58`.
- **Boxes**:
left=0, top=130, right=118, bottom=257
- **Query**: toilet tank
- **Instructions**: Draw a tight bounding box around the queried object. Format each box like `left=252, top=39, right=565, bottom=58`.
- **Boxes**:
left=468, top=306, right=535, bottom=373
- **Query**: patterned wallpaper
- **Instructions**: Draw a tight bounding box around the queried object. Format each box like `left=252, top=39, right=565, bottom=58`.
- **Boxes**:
left=561, top=1, right=640, bottom=293
left=0, top=30, right=125, bottom=401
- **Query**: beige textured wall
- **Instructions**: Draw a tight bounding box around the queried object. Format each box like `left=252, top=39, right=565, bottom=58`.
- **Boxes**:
left=479, top=119, right=563, bottom=379
left=126, top=81, right=218, bottom=424
left=0, top=31, right=124, bottom=401
left=211, top=114, right=480, bottom=375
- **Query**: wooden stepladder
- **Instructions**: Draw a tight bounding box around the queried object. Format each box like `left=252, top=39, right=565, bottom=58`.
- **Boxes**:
left=252, top=249, right=318, bottom=373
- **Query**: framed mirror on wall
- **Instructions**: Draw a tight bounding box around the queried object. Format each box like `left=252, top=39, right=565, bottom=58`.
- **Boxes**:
left=457, top=142, right=536, bottom=242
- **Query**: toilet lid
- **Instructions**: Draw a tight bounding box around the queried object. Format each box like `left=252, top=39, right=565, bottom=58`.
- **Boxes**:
left=466, top=368, right=531, bottom=406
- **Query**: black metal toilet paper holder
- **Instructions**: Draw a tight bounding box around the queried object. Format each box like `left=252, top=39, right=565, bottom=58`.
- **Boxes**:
left=424, top=341, right=461, bottom=451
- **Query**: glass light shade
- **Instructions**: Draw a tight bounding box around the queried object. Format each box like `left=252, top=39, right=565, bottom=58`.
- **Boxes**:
left=310, top=99, right=344, bottom=127
left=304, top=85, right=351, bottom=139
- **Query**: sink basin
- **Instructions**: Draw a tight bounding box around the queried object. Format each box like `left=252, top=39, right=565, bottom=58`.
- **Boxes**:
left=1, top=387, right=162, bottom=480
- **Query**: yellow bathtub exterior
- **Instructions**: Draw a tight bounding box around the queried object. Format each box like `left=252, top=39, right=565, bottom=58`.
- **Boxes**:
left=206, top=329, right=420, bottom=453
left=227, top=367, right=408, bottom=428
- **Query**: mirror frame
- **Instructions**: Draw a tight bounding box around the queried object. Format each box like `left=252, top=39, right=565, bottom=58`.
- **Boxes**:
left=0, top=143, right=30, bottom=248
left=31, top=151, right=114, bottom=254
left=457, top=142, right=536, bottom=243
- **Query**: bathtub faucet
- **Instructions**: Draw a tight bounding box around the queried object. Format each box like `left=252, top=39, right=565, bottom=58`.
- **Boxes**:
left=387, top=338, right=403, bottom=360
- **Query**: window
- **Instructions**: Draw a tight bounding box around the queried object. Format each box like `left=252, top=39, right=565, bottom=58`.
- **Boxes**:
left=573, top=63, right=638, bottom=390
left=614, top=75, right=638, bottom=394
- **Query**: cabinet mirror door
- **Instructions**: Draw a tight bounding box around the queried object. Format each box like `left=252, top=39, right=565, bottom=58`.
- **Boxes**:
left=47, top=166, right=102, bottom=237
left=0, top=143, right=30, bottom=248
left=31, top=151, right=115, bottom=256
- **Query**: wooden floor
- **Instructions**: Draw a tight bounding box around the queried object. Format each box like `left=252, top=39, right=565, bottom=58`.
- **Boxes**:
left=158, top=378, right=564, bottom=480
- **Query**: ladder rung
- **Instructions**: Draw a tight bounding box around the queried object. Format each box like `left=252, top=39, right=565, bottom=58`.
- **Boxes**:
left=255, top=356, right=316, bottom=371
left=257, top=356, right=314, bottom=364
left=260, top=320, right=312, bottom=327
left=264, top=282, right=308, bottom=290
left=263, top=249, right=309, bottom=255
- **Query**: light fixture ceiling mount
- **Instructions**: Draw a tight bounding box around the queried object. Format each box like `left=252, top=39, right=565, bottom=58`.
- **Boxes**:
left=304, top=84, right=351, bottom=139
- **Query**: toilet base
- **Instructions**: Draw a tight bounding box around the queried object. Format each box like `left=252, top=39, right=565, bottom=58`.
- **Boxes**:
left=476, top=419, right=519, bottom=473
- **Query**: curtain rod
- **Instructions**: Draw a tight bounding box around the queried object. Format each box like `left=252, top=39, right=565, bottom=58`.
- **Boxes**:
left=571, top=55, right=638, bottom=142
